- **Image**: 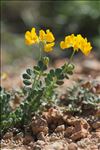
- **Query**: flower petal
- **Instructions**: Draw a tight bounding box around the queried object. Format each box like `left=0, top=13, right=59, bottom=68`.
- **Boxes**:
left=39, top=30, right=46, bottom=41
left=44, top=42, right=55, bottom=52
left=45, top=30, right=55, bottom=42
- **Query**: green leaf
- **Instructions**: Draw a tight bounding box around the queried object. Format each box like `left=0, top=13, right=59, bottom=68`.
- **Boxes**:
left=34, top=66, right=40, bottom=71
left=43, top=73, right=47, bottom=76
left=34, top=66, right=40, bottom=74
left=62, top=63, right=67, bottom=70
left=50, top=69, right=55, bottom=76
left=23, top=80, right=31, bottom=86
left=38, top=60, right=47, bottom=71
left=43, top=65, right=47, bottom=71
left=55, top=68, right=62, bottom=75
left=6, top=93, right=10, bottom=99
left=38, top=60, right=44, bottom=68
left=56, top=80, right=64, bottom=85
left=67, top=71, right=73, bottom=75
left=58, top=74, right=64, bottom=80
left=47, top=74, right=53, bottom=81
left=26, top=69, right=33, bottom=76
left=22, top=73, right=31, bottom=79
left=45, top=78, right=51, bottom=85
left=0, top=86, right=2, bottom=91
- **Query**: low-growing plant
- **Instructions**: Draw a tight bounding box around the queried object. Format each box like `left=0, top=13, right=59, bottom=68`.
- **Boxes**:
left=66, top=81, right=100, bottom=113
left=0, top=87, right=12, bottom=136
left=0, top=27, right=93, bottom=135
left=0, top=87, right=23, bottom=137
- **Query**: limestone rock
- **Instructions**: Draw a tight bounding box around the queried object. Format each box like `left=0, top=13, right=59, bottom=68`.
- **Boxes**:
left=65, top=127, right=74, bottom=137
left=31, top=117, right=48, bottom=135
left=55, top=125, right=65, bottom=133
left=68, top=143, right=78, bottom=150
left=92, top=121, right=100, bottom=129
left=23, top=135, right=34, bottom=145
left=71, top=128, right=89, bottom=141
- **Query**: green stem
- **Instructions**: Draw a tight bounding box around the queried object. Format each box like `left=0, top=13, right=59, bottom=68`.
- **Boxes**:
left=62, top=50, right=75, bottom=74
left=39, top=46, right=42, bottom=60
left=32, top=75, right=37, bottom=89
left=32, top=72, right=42, bottom=90
left=43, top=77, right=57, bottom=101
left=39, top=42, right=43, bottom=60
left=68, top=50, right=75, bottom=65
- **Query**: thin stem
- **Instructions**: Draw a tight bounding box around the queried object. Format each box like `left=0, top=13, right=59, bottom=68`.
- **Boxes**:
left=68, top=50, right=75, bottom=65
left=39, top=46, right=42, bottom=60
left=32, top=71, right=42, bottom=90
left=43, top=77, right=57, bottom=102
left=39, top=42, right=43, bottom=60
left=32, top=75, right=37, bottom=89
left=62, top=50, right=75, bottom=74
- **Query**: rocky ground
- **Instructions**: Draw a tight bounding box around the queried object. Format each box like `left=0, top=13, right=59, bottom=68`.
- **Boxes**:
left=0, top=107, right=100, bottom=150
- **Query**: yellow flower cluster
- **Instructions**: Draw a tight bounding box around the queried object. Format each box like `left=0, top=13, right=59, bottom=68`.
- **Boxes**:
left=25, top=27, right=55, bottom=52
left=60, top=34, right=92, bottom=56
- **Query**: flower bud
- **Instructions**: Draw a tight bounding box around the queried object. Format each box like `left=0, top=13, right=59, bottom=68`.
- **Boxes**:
left=43, top=57, right=49, bottom=66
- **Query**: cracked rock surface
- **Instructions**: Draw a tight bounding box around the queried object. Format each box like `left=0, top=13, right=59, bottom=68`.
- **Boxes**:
left=1, top=107, right=100, bottom=150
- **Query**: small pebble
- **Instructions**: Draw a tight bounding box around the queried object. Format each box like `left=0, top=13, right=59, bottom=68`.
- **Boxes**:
left=34, top=145, right=41, bottom=150
left=68, top=142, right=78, bottom=150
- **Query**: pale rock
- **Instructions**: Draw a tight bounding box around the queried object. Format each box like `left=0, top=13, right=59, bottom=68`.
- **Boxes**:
left=31, top=117, right=48, bottom=135
left=55, top=125, right=65, bottom=132
left=92, top=121, right=100, bottom=129
left=68, top=143, right=78, bottom=150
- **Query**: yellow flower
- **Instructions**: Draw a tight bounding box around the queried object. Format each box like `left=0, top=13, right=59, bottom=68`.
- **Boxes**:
left=65, top=34, right=75, bottom=45
left=39, top=29, right=55, bottom=43
left=39, top=30, right=46, bottom=41
left=61, top=34, right=77, bottom=50
left=73, top=34, right=83, bottom=51
left=40, top=29, right=55, bottom=52
left=80, top=41, right=92, bottom=56
left=60, top=34, right=92, bottom=55
left=45, top=30, right=55, bottom=42
left=44, top=42, right=55, bottom=52
left=25, top=27, right=38, bottom=45
left=25, top=27, right=55, bottom=52
left=60, top=41, right=67, bottom=49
